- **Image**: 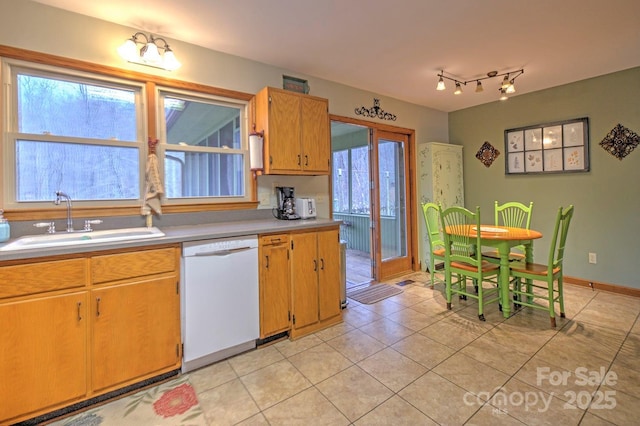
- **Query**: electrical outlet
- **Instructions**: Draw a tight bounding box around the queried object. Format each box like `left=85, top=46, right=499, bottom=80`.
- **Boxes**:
left=588, top=252, right=597, bottom=264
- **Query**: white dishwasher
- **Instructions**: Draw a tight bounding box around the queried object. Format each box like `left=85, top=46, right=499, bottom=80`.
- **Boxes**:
left=181, top=235, right=259, bottom=373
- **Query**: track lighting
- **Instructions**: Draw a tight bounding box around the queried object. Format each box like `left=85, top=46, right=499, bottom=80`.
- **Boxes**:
left=436, top=68, right=524, bottom=100
left=118, top=32, right=181, bottom=71
left=501, top=75, right=510, bottom=89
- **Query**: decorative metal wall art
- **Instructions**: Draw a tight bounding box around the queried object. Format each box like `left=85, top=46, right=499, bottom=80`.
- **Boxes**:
left=475, top=141, right=500, bottom=167
left=355, top=98, right=397, bottom=121
left=599, top=123, right=639, bottom=160
left=505, top=117, right=589, bottom=174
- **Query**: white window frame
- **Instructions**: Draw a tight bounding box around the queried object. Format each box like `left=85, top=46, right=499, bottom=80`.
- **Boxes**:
left=156, top=87, right=252, bottom=204
left=1, top=57, right=147, bottom=210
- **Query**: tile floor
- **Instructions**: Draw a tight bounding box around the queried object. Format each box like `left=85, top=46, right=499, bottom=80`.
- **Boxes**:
left=188, top=271, right=640, bottom=425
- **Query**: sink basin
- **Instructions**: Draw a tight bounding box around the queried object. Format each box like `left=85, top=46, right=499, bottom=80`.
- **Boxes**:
left=0, top=227, right=165, bottom=251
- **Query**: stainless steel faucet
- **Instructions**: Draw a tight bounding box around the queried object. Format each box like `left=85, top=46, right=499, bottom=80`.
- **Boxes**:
left=54, top=191, right=74, bottom=232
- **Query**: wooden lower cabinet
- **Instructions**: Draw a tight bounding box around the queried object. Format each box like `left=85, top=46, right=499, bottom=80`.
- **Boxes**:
left=290, top=228, right=342, bottom=338
left=0, top=244, right=181, bottom=425
left=259, top=234, right=291, bottom=339
left=91, top=276, right=180, bottom=393
left=258, top=227, right=342, bottom=341
left=0, top=292, right=87, bottom=423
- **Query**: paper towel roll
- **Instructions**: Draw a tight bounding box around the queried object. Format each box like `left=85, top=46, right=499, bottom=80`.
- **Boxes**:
left=249, top=133, right=264, bottom=170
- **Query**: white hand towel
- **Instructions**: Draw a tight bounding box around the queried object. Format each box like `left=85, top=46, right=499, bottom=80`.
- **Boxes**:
left=145, top=153, right=164, bottom=215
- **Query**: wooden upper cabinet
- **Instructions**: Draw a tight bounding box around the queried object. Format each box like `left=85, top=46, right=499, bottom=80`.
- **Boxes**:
left=255, top=87, right=330, bottom=175
left=301, top=96, right=330, bottom=173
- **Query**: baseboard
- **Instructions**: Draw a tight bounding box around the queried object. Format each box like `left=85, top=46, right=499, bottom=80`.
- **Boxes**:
left=564, top=276, right=640, bottom=298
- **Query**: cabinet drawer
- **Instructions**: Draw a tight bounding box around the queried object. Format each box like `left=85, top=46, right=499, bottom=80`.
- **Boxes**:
left=91, top=247, right=176, bottom=284
left=259, top=234, right=290, bottom=246
left=0, top=259, right=87, bottom=298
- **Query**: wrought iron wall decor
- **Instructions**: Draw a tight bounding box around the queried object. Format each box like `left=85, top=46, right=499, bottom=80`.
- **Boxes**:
left=355, top=98, right=397, bottom=121
left=599, top=123, right=639, bottom=160
left=505, top=117, right=589, bottom=174
left=475, top=141, right=500, bottom=168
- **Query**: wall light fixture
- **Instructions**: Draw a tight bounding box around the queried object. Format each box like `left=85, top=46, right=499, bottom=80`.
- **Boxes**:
left=118, top=32, right=181, bottom=71
left=436, top=68, right=524, bottom=101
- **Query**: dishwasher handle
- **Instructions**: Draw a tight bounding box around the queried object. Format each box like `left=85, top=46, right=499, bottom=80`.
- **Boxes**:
left=193, top=246, right=255, bottom=257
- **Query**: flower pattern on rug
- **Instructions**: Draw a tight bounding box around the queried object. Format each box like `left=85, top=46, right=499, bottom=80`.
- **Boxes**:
left=153, top=383, right=198, bottom=418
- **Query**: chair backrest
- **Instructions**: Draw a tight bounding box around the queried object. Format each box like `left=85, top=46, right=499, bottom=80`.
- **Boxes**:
left=440, top=205, right=482, bottom=269
left=421, top=202, right=444, bottom=251
left=548, top=205, right=575, bottom=272
left=495, top=201, right=533, bottom=229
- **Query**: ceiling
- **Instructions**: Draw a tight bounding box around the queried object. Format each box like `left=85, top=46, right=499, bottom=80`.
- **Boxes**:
left=32, top=0, right=640, bottom=112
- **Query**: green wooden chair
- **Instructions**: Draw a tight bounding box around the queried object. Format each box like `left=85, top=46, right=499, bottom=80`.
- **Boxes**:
left=510, top=205, right=574, bottom=328
left=440, top=206, right=500, bottom=321
left=483, top=201, right=534, bottom=262
left=421, top=202, right=446, bottom=286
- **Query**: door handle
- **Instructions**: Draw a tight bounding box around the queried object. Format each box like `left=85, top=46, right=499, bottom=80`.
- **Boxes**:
left=297, top=154, right=301, bottom=166
left=96, top=297, right=101, bottom=317
left=265, top=255, right=269, bottom=269
left=305, top=155, right=309, bottom=166
left=320, top=258, right=325, bottom=270
left=313, top=259, right=317, bottom=271
left=77, top=302, right=82, bottom=321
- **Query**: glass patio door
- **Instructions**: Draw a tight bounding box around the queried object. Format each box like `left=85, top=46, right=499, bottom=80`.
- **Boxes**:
left=370, top=130, right=412, bottom=279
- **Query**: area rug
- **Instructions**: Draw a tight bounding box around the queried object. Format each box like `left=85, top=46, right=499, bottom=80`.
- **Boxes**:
left=347, top=284, right=403, bottom=304
left=48, top=375, right=205, bottom=426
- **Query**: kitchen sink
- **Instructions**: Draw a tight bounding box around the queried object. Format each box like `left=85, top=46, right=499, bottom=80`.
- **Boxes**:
left=0, top=227, right=165, bottom=251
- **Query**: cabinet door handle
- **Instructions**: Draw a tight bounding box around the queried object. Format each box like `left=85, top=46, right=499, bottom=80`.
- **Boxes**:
left=320, top=258, right=325, bottom=270
left=305, top=155, right=309, bottom=166
left=265, top=255, right=270, bottom=269
left=297, top=154, right=301, bottom=166
left=77, top=302, right=82, bottom=321
left=313, top=259, right=317, bottom=271
left=96, top=297, right=101, bottom=317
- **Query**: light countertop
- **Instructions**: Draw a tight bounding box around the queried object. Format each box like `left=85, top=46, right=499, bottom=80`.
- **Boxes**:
left=0, top=218, right=342, bottom=262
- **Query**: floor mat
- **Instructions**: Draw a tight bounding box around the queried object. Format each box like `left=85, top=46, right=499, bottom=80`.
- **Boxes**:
left=347, top=284, right=403, bottom=304
left=47, top=376, right=206, bottom=426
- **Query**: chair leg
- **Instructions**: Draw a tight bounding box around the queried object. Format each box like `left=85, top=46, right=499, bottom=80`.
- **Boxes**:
left=550, top=316, right=556, bottom=328
left=512, top=277, right=522, bottom=310
left=445, top=270, right=453, bottom=310
left=429, top=258, right=436, bottom=288
left=558, top=276, right=565, bottom=318
left=477, top=279, right=484, bottom=320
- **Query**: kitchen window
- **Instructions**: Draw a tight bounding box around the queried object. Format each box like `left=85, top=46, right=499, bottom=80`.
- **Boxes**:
left=158, top=89, right=250, bottom=201
left=3, top=59, right=145, bottom=208
left=2, top=55, right=253, bottom=211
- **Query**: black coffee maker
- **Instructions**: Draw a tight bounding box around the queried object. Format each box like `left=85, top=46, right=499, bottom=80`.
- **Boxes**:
left=275, top=186, right=300, bottom=220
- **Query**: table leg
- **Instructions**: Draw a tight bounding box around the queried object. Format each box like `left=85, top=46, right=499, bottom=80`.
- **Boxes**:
left=498, top=242, right=511, bottom=318
left=525, top=241, right=534, bottom=303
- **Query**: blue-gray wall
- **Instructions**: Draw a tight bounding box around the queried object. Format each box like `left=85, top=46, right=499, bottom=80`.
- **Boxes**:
left=450, top=67, right=640, bottom=288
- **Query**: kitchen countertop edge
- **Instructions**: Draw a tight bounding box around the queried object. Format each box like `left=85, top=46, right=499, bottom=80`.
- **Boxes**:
left=0, top=218, right=342, bottom=261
